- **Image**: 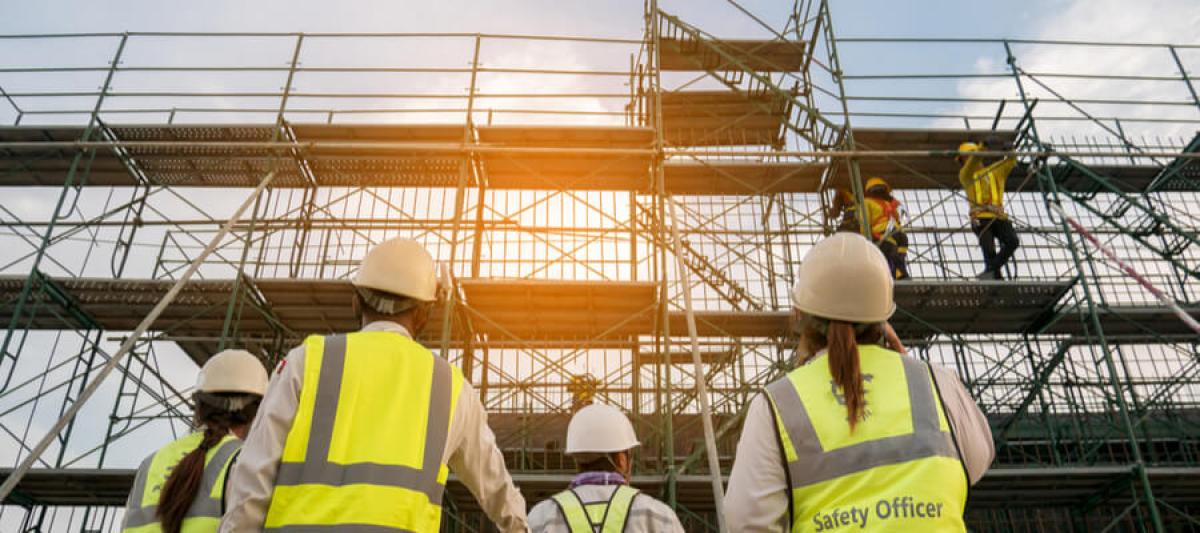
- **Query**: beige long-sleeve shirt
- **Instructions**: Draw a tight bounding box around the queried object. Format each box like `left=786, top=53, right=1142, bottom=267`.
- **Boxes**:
left=220, top=321, right=528, bottom=532
left=724, top=357, right=994, bottom=532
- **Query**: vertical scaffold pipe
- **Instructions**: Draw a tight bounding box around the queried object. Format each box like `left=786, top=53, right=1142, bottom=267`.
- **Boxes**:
left=648, top=2, right=727, bottom=530
left=0, top=169, right=279, bottom=503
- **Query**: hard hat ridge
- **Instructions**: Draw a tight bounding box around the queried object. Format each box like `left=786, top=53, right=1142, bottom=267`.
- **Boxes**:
left=790, top=233, right=895, bottom=323
left=565, top=403, right=640, bottom=455
left=353, top=237, right=439, bottom=307
left=196, top=349, right=268, bottom=397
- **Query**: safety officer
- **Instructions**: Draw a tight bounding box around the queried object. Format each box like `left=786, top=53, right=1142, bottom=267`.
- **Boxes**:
left=958, top=138, right=1020, bottom=279
left=122, top=349, right=267, bottom=533
left=528, top=404, right=684, bottom=533
left=862, top=177, right=910, bottom=280
left=221, top=237, right=528, bottom=532
left=724, top=233, right=994, bottom=532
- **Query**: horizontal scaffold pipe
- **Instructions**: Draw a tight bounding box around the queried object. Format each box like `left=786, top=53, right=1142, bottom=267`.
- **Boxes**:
left=0, top=31, right=643, bottom=44
left=0, top=141, right=1196, bottom=160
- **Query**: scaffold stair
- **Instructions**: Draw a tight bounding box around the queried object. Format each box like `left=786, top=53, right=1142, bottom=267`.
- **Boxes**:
left=656, top=10, right=841, bottom=149
left=633, top=202, right=764, bottom=311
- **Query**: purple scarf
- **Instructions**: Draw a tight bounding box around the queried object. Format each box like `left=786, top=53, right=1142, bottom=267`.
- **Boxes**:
left=569, top=471, right=628, bottom=489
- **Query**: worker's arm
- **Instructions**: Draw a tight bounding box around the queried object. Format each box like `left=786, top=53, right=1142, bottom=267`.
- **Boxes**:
left=958, top=157, right=983, bottom=190
left=930, top=364, right=995, bottom=485
left=447, top=382, right=529, bottom=533
left=724, top=393, right=790, bottom=532
left=220, top=345, right=305, bottom=532
left=989, top=157, right=1018, bottom=193
left=120, top=458, right=148, bottom=528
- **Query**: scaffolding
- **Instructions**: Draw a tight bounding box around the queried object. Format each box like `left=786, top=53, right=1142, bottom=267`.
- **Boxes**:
left=0, top=1, right=1198, bottom=531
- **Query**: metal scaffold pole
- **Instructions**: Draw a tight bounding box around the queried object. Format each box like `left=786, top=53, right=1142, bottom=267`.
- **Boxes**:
left=0, top=169, right=278, bottom=503
left=648, top=1, right=728, bottom=530
left=1008, top=41, right=1168, bottom=532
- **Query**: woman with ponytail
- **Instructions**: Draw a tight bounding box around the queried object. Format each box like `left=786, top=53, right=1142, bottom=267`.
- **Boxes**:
left=725, top=233, right=994, bottom=532
left=121, top=349, right=268, bottom=533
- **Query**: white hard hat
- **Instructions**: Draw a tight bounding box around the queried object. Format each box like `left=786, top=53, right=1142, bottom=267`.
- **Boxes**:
left=791, top=233, right=895, bottom=323
left=353, top=237, right=438, bottom=303
left=565, top=404, right=640, bottom=455
left=196, top=349, right=268, bottom=396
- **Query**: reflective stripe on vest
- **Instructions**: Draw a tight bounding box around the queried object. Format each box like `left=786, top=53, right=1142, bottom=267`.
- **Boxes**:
left=552, top=485, right=640, bottom=533
left=765, top=346, right=967, bottom=532
left=264, top=332, right=463, bottom=533
left=121, top=433, right=241, bottom=533
left=967, top=160, right=1009, bottom=218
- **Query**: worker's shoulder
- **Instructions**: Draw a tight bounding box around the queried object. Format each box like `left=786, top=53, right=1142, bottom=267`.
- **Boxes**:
left=627, top=491, right=684, bottom=526
left=526, top=496, right=567, bottom=530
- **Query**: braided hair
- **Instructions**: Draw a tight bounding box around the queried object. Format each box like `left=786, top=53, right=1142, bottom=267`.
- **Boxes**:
left=156, top=392, right=260, bottom=533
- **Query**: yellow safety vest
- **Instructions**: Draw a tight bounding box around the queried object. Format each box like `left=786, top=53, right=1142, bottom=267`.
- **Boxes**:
left=121, top=432, right=241, bottom=533
left=551, top=485, right=640, bottom=533
left=958, top=157, right=1016, bottom=220
left=764, top=345, right=967, bottom=533
left=264, top=332, right=464, bottom=532
left=864, top=197, right=902, bottom=242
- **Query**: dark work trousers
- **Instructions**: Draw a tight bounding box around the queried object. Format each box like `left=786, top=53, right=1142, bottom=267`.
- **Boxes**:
left=971, top=217, right=1020, bottom=279
left=877, top=231, right=910, bottom=280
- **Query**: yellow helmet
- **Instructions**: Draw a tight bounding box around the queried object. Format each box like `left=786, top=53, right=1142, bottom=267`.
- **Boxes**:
left=956, top=142, right=980, bottom=164
left=864, top=177, right=891, bottom=193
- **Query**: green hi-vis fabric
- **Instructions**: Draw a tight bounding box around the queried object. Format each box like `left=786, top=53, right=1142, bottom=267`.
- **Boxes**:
left=765, top=345, right=968, bottom=532
left=121, top=432, right=240, bottom=533
left=551, top=485, right=640, bottom=533
left=264, top=332, right=465, bottom=533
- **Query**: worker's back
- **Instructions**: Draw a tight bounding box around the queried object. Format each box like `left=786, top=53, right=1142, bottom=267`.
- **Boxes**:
left=528, top=483, right=685, bottom=533
left=958, top=156, right=1017, bottom=219
left=764, top=345, right=968, bottom=532
left=122, top=432, right=241, bottom=533
left=263, top=330, right=463, bottom=531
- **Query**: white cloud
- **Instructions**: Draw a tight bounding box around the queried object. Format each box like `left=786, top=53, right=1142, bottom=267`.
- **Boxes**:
left=946, top=0, right=1200, bottom=142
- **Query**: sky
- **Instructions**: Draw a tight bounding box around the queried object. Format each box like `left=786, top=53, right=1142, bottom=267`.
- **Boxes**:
left=0, top=1, right=1198, bottom=529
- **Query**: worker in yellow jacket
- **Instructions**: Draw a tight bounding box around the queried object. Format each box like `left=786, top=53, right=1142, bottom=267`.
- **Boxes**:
left=221, top=237, right=528, bottom=532
left=122, top=349, right=268, bottom=533
left=862, top=177, right=910, bottom=280
left=724, top=233, right=994, bottom=532
left=958, top=138, right=1020, bottom=279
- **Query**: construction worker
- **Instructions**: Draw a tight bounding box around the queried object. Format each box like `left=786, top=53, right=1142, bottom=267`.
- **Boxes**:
left=724, top=233, right=994, bottom=532
left=122, top=349, right=268, bottom=533
left=221, top=237, right=528, bottom=532
left=528, top=404, right=684, bottom=533
left=862, top=177, right=910, bottom=280
left=826, top=188, right=859, bottom=233
left=958, top=137, right=1020, bottom=279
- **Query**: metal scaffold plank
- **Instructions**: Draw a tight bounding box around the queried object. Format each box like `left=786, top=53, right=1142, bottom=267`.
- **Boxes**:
left=6, top=465, right=1200, bottom=512
left=658, top=38, right=808, bottom=72
left=845, top=128, right=1172, bottom=192
left=9, top=276, right=1193, bottom=346
left=0, top=126, right=134, bottom=186
left=292, top=123, right=467, bottom=188
left=476, top=125, right=654, bottom=190
left=661, top=90, right=790, bottom=147
left=663, top=161, right=825, bottom=194
left=459, top=278, right=658, bottom=340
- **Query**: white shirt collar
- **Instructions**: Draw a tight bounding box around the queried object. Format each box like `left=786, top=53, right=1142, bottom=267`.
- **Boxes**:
left=361, top=320, right=412, bottom=338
